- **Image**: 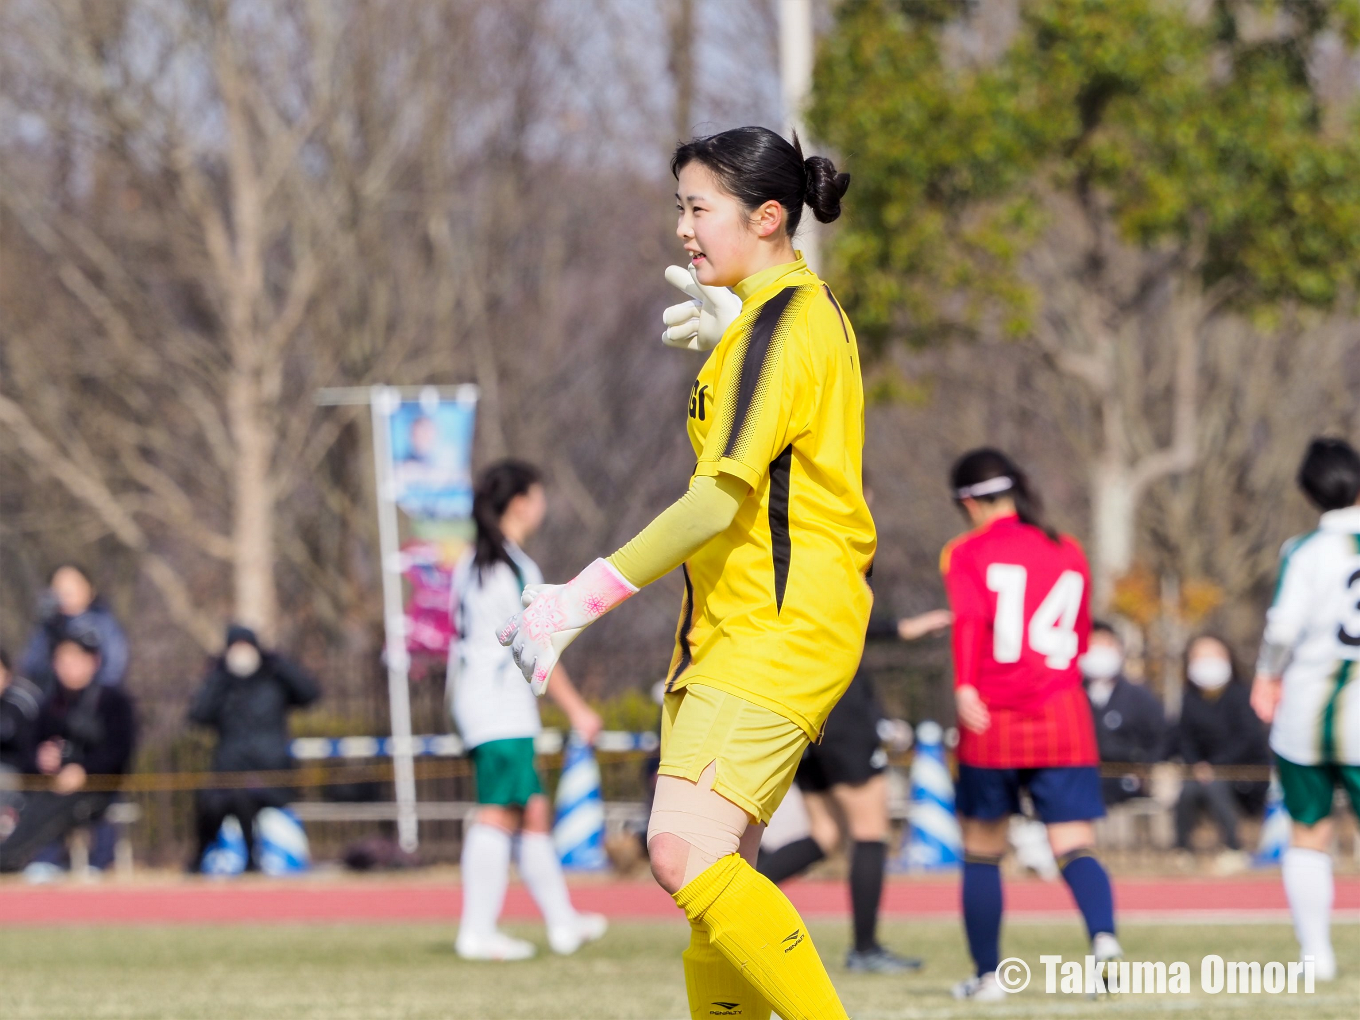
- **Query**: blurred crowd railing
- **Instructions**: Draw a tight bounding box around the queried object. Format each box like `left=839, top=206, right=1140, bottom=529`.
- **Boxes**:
left=9, top=737, right=1314, bottom=871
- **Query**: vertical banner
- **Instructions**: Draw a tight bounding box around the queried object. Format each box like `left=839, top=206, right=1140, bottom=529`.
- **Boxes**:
left=389, top=392, right=477, bottom=662
left=372, top=385, right=477, bottom=852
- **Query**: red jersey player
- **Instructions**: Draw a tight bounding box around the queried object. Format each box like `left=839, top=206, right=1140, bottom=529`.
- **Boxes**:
left=941, top=448, right=1121, bottom=1002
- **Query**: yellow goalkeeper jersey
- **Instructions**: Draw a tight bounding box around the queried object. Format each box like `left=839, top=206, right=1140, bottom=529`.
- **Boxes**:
left=666, top=254, right=876, bottom=739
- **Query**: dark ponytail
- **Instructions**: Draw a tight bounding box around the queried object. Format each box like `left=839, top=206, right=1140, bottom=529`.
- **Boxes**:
left=949, top=447, right=1058, bottom=542
left=471, top=460, right=542, bottom=580
left=671, top=127, right=850, bottom=236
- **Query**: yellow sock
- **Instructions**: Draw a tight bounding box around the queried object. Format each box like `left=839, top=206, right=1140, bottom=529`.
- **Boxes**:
left=675, top=854, right=848, bottom=1020
left=683, top=921, right=772, bottom=1020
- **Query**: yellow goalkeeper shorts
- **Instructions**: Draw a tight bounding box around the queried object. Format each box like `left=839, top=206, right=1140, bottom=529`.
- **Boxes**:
left=659, top=683, right=808, bottom=824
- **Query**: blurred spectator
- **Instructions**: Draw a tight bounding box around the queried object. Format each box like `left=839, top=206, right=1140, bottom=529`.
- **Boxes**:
left=0, top=623, right=137, bottom=873
left=1172, top=635, right=1269, bottom=868
left=1, top=647, right=43, bottom=836
left=1, top=647, right=42, bottom=775
left=187, top=625, right=319, bottom=872
left=20, top=564, right=129, bottom=696
left=1079, top=622, right=1166, bottom=804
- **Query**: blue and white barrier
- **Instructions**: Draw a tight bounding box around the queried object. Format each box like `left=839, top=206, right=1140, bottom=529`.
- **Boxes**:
left=289, top=729, right=659, bottom=761
left=553, top=736, right=608, bottom=870
left=200, top=808, right=312, bottom=877
left=897, top=720, right=962, bottom=871
left=1254, top=772, right=1290, bottom=868
left=201, top=816, right=249, bottom=876
left=255, top=807, right=312, bottom=875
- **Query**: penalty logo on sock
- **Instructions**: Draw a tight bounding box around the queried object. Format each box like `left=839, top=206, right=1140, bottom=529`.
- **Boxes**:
left=782, top=929, right=806, bottom=953
left=708, top=1002, right=743, bottom=1016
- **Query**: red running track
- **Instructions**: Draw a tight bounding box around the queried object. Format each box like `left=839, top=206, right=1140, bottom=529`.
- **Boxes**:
left=1, top=875, right=1357, bottom=926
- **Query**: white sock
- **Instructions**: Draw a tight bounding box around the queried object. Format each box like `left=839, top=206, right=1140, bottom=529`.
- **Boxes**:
left=1282, top=847, right=1333, bottom=963
left=516, top=831, right=578, bottom=933
left=460, top=823, right=512, bottom=939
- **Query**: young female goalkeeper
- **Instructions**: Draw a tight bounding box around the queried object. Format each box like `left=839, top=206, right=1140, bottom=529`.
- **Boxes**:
left=499, top=126, right=870, bottom=1020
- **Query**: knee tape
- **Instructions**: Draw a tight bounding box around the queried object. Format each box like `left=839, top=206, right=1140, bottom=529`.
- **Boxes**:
left=963, top=851, right=1004, bottom=867
left=648, top=763, right=749, bottom=882
left=1057, top=846, right=1097, bottom=869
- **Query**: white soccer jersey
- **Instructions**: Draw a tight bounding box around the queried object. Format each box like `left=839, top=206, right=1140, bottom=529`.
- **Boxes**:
left=1259, top=505, right=1360, bottom=766
left=447, top=543, right=543, bottom=749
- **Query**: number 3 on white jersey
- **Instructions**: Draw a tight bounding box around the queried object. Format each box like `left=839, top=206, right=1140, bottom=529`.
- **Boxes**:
left=985, top=564, right=1085, bottom=669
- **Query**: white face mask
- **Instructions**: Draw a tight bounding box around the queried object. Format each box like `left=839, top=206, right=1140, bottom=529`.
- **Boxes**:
left=225, top=643, right=261, bottom=678
left=1187, top=656, right=1232, bottom=690
left=1079, top=646, right=1123, bottom=682
left=1087, top=677, right=1116, bottom=708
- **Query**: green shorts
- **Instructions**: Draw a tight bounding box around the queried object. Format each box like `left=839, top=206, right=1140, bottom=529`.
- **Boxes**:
left=469, top=738, right=543, bottom=807
left=1275, top=754, right=1360, bottom=826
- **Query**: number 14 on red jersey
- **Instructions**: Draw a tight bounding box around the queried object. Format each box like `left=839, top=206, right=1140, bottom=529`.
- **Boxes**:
left=985, top=565, right=1085, bottom=670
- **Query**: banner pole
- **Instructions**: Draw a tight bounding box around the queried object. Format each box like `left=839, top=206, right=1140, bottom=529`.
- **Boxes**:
left=370, top=385, right=420, bottom=852
left=779, top=0, right=819, bottom=275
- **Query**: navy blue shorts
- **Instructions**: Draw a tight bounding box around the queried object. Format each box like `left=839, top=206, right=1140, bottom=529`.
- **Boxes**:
left=955, top=764, right=1105, bottom=823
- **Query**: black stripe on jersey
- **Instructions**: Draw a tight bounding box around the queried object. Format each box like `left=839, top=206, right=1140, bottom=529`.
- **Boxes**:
left=823, top=284, right=850, bottom=342
left=723, top=286, right=798, bottom=460
left=667, top=564, right=696, bottom=690
left=769, top=444, right=793, bottom=612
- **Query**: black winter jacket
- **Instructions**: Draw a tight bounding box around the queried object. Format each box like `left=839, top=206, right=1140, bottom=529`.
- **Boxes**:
left=1, top=676, right=42, bottom=773
left=1090, top=675, right=1167, bottom=803
left=33, top=683, right=137, bottom=776
left=1173, top=681, right=1269, bottom=768
left=188, top=653, right=320, bottom=772
left=1092, top=676, right=1167, bottom=766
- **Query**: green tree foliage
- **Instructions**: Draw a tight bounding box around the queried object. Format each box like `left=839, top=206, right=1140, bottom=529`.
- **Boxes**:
left=810, top=0, right=1360, bottom=349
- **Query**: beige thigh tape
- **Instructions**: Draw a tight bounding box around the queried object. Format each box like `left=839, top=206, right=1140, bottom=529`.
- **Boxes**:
left=647, top=762, right=749, bottom=884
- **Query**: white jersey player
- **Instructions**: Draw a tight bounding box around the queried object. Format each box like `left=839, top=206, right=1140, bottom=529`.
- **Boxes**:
left=450, top=539, right=545, bottom=752
left=447, top=460, right=606, bottom=961
left=1253, top=437, right=1360, bottom=983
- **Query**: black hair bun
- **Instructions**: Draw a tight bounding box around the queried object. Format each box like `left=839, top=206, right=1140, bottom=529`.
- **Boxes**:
left=803, top=155, right=850, bottom=223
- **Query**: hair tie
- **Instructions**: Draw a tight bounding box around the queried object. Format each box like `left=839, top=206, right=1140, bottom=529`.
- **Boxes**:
left=954, top=476, right=1015, bottom=500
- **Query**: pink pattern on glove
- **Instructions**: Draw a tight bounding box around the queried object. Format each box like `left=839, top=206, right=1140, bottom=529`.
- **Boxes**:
left=521, top=591, right=570, bottom=643
left=570, top=559, right=636, bottom=619
left=496, top=558, right=637, bottom=692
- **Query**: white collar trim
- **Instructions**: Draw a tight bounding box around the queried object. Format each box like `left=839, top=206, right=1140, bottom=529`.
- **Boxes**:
left=1320, top=506, right=1360, bottom=532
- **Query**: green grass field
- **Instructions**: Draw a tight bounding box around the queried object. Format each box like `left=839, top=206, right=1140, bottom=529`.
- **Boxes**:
left=2, top=919, right=1355, bottom=1020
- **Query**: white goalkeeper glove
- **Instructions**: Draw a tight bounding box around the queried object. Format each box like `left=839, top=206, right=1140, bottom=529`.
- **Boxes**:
left=497, top=558, right=637, bottom=696
left=661, top=264, right=744, bottom=352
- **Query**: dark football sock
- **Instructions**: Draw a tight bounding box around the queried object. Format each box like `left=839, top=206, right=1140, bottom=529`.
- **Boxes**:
left=962, top=855, right=1004, bottom=976
left=756, top=836, right=825, bottom=885
left=849, top=840, right=887, bottom=952
left=1059, top=849, right=1116, bottom=939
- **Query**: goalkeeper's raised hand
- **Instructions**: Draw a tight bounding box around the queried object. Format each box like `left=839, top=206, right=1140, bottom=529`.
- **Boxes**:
left=497, top=558, right=637, bottom=696
left=660, top=264, right=743, bottom=352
